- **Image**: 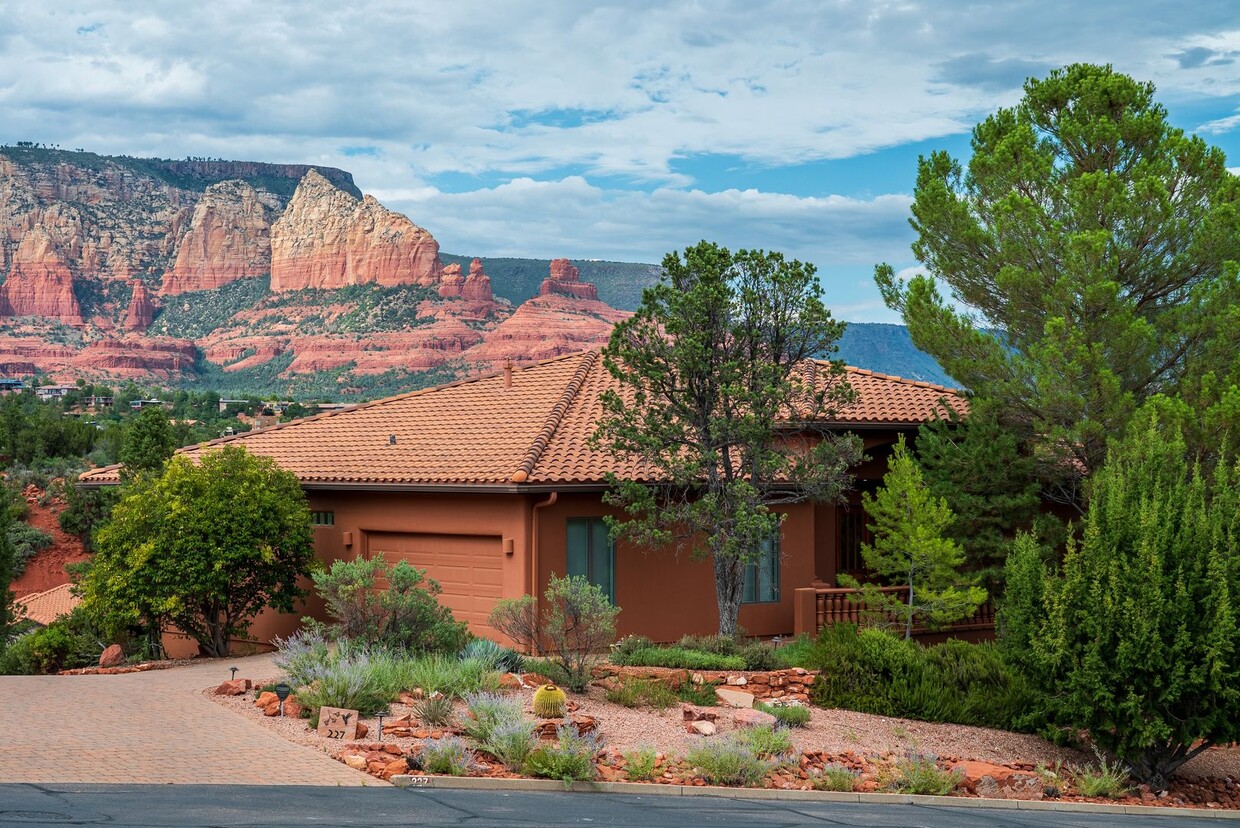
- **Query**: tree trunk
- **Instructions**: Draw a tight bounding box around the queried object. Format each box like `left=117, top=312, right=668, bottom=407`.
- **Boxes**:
left=906, top=571, right=914, bottom=640
left=714, top=553, right=744, bottom=637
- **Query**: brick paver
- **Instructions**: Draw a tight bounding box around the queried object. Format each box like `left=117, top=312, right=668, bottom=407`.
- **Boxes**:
left=0, top=654, right=373, bottom=784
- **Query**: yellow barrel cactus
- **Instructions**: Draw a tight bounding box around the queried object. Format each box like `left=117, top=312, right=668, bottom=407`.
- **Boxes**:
left=532, top=683, right=567, bottom=718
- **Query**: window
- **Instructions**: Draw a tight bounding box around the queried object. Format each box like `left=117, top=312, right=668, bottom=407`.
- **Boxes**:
left=837, top=507, right=870, bottom=578
left=566, top=517, right=615, bottom=603
left=311, top=511, right=335, bottom=526
left=742, top=534, right=780, bottom=604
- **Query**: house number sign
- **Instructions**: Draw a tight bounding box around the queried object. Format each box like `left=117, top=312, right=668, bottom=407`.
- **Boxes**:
left=317, top=707, right=360, bottom=740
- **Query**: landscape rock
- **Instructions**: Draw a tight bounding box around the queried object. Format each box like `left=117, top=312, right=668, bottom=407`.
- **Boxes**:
left=715, top=687, right=755, bottom=709
left=730, top=707, right=778, bottom=728
left=688, top=720, right=717, bottom=736
left=213, top=678, right=252, bottom=696
left=98, top=644, right=125, bottom=668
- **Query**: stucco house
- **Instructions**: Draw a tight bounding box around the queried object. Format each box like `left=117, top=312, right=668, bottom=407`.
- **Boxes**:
left=79, top=350, right=966, bottom=650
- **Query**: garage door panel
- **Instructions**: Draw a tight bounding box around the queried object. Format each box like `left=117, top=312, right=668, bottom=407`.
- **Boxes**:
left=368, top=532, right=503, bottom=633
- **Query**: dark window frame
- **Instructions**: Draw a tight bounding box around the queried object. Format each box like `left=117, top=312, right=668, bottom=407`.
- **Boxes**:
left=742, top=534, right=781, bottom=604
left=566, top=516, right=616, bottom=604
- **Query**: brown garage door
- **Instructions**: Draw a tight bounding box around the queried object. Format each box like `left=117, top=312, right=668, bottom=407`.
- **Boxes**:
left=367, top=532, right=504, bottom=633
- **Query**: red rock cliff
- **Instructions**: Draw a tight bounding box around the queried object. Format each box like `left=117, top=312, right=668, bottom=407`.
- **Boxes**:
left=162, top=180, right=280, bottom=295
left=539, top=258, right=599, bottom=301
left=1, top=229, right=83, bottom=325
left=123, top=280, right=155, bottom=331
left=438, top=258, right=494, bottom=303
left=269, top=170, right=442, bottom=291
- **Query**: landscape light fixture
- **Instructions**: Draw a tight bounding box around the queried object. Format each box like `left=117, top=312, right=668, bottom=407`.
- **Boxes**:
left=275, top=682, right=292, bottom=717
left=230, top=666, right=238, bottom=680
left=376, top=714, right=384, bottom=742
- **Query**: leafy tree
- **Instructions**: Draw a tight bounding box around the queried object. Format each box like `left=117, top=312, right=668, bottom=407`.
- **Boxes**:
left=593, top=241, right=862, bottom=635
left=118, top=405, right=176, bottom=479
left=1003, top=400, right=1240, bottom=789
left=0, top=491, right=18, bottom=640
left=913, top=402, right=1051, bottom=593
left=57, top=477, right=120, bottom=552
left=489, top=573, right=619, bottom=691
left=876, top=64, right=1240, bottom=509
left=308, top=555, right=469, bottom=654
left=841, top=436, right=986, bottom=639
left=81, top=446, right=315, bottom=657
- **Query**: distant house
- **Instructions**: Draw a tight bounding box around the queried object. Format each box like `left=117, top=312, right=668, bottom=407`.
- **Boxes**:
left=129, top=399, right=172, bottom=410
left=0, top=378, right=26, bottom=395
left=79, top=350, right=966, bottom=650
left=35, top=385, right=77, bottom=401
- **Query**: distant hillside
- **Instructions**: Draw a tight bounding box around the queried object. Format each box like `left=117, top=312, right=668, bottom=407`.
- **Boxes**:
left=836, top=323, right=954, bottom=388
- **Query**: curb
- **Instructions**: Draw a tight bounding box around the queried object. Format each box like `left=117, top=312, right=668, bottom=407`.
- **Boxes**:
left=390, top=775, right=1240, bottom=819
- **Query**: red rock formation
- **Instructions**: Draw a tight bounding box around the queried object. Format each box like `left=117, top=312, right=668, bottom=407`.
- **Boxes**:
left=437, top=263, right=466, bottom=298
left=269, top=170, right=442, bottom=291
left=161, top=180, right=280, bottom=295
left=462, top=258, right=494, bottom=303
left=1, top=229, right=83, bottom=324
left=465, top=292, right=630, bottom=367
left=539, top=258, right=599, bottom=301
left=123, top=280, right=155, bottom=331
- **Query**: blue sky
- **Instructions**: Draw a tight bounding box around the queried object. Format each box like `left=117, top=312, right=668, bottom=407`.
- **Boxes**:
left=3, top=1, right=1240, bottom=321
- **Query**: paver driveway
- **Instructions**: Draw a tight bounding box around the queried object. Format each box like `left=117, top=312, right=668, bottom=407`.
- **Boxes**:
left=0, top=654, right=373, bottom=785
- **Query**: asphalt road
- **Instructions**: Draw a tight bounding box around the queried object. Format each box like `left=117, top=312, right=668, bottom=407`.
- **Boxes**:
left=0, top=784, right=1230, bottom=828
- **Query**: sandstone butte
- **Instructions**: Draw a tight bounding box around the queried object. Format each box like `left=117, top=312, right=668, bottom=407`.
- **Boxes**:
left=161, top=180, right=282, bottom=295
left=0, top=148, right=633, bottom=385
left=268, top=169, right=442, bottom=292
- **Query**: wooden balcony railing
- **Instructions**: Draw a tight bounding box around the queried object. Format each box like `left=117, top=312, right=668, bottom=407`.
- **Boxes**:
left=793, top=585, right=995, bottom=637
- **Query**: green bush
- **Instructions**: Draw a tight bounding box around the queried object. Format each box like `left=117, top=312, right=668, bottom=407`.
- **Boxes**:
left=1070, top=752, right=1130, bottom=799
left=7, top=522, right=53, bottom=577
left=772, top=634, right=817, bottom=669
left=489, top=574, right=620, bottom=692
left=881, top=752, right=962, bottom=796
left=0, top=607, right=107, bottom=675
left=811, top=764, right=859, bottom=792
left=757, top=701, right=811, bottom=728
left=675, top=681, right=721, bottom=706
left=408, top=653, right=499, bottom=698
left=309, top=556, right=469, bottom=655
left=524, top=725, right=602, bottom=786
left=610, top=635, right=654, bottom=662
left=614, top=646, right=746, bottom=671
left=461, top=691, right=525, bottom=744
left=807, top=624, right=1035, bottom=731
left=685, top=736, right=774, bottom=787
left=459, top=638, right=526, bottom=673
left=417, top=736, right=475, bottom=776
left=624, top=746, right=659, bottom=781
left=604, top=677, right=678, bottom=710
left=412, top=695, right=456, bottom=727
left=739, top=724, right=794, bottom=758
left=483, top=720, right=538, bottom=772
left=675, top=634, right=778, bottom=671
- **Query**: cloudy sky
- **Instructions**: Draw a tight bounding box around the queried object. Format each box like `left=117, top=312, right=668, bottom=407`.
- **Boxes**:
left=3, top=2, right=1240, bottom=321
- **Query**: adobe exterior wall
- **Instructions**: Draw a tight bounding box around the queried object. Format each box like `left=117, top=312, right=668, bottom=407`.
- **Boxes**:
left=243, top=489, right=531, bottom=646
left=535, top=492, right=818, bottom=641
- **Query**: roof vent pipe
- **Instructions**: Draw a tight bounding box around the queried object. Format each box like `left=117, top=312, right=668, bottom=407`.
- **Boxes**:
left=504, top=358, right=513, bottom=389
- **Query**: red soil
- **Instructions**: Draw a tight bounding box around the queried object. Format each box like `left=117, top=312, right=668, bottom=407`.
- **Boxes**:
left=9, top=484, right=89, bottom=599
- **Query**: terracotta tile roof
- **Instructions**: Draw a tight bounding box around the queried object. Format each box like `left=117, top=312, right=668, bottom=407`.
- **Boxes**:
left=79, top=350, right=964, bottom=488
left=15, top=583, right=80, bottom=626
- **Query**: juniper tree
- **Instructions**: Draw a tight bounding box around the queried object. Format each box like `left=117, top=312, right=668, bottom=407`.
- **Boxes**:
left=1003, top=399, right=1240, bottom=790
left=593, top=241, right=862, bottom=636
left=876, top=64, right=1240, bottom=510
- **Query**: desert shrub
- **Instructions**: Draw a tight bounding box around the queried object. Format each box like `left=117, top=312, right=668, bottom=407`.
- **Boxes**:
left=7, top=522, right=52, bottom=577
left=292, top=649, right=397, bottom=716
left=483, top=719, right=538, bottom=772
left=881, top=752, right=962, bottom=795
left=417, top=736, right=475, bottom=776
left=461, top=691, right=525, bottom=744
left=408, top=653, right=498, bottom=698
left=0, top=606, right=108, bottom=675
left=674, top=634, right=777, bottom=671
left=610, top=634, right=653, bottom=663
left=489, top=574, right=619, bottom=692
left=757, top=701, right=811, bottom=728
left=614, top=646, right=746, bottom=671
left=739, top=724, right=793, bottom=759
left=686, top=735, right=774, bottom=787
left=309, top=556, right=469, bottom=654
left=273, top=629, right=334, bottom=688
left=524, top=725, right=602, bottom=786
left=675, top=681, right=721, bottom=706
left=811, top=764, right=859, bottom=792
left=459, top=638, right=526, bottom=674
left=604, top=677, right=678, bottom=710
left=1070, top=751, right=1131, bottom=799
left=624, top=746, right=659, bottom=781
left=807, top=624, right=1035, bottom=731
left=772, top=634, right=817, bottom=669
left=412, top=695, right=456, bottom=727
